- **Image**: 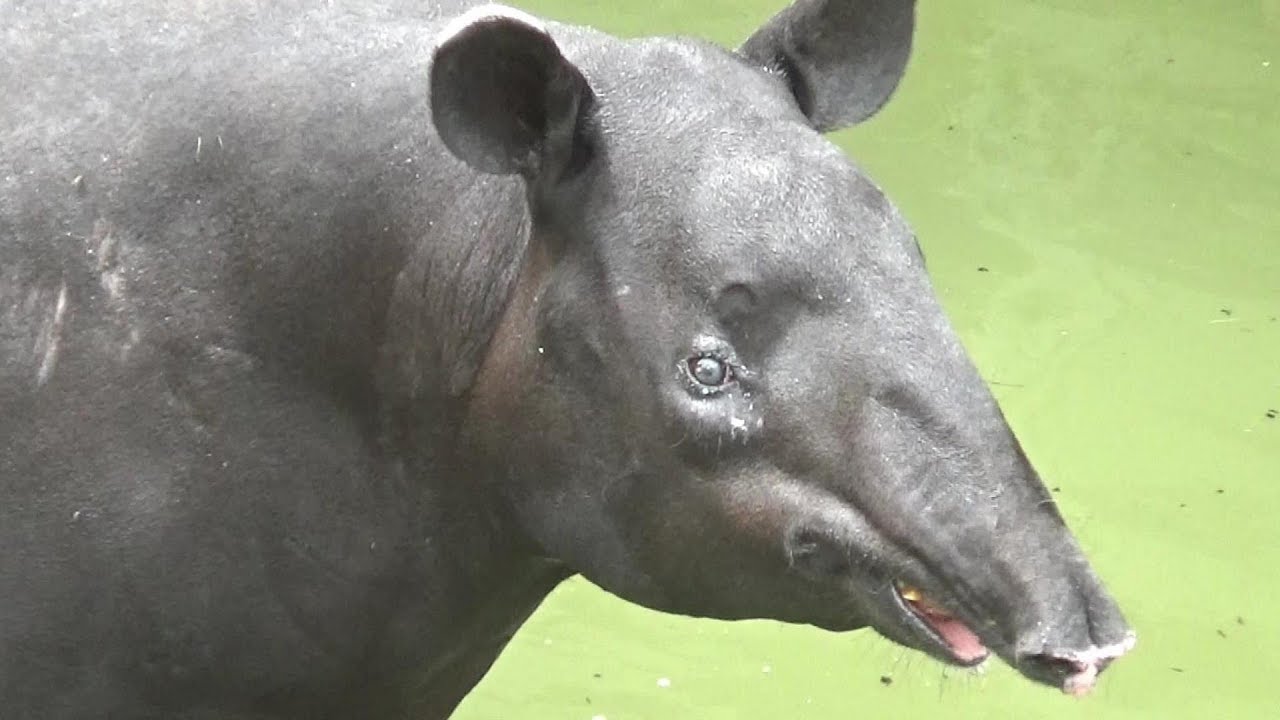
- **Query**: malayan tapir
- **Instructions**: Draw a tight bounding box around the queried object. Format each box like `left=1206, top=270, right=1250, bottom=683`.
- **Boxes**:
left=0, top=0, right=1136, bottom=717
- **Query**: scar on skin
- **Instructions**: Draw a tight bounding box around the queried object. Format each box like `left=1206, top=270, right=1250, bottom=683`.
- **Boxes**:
left=36, top=281, right=69, bottom=387
left=92, top=219, right=126, bottom=302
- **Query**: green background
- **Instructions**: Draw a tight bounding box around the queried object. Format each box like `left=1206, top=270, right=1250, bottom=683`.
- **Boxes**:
left=455, top=1, right=1280, bottom=718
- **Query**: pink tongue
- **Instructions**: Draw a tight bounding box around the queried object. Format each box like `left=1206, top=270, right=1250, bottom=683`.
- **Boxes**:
left=924, top=612, right=988, bottom=663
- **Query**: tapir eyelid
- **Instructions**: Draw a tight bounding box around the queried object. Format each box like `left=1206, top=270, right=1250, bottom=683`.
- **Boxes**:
left=679, top=352, right=739, bottom=397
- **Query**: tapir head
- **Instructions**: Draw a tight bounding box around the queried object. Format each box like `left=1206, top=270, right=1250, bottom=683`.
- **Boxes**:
left=434, top=0, right=1134, bottom=695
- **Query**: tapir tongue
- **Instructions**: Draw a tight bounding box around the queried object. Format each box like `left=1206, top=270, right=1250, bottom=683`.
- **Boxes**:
left=915, top=601, right=988, bottom=663
left=899, top=588, right=988, bottom=663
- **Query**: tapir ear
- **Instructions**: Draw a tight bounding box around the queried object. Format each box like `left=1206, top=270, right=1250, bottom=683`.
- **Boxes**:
left=430, top=5, right=593, bottom=179
left=739, top=0, right=915, bottom=132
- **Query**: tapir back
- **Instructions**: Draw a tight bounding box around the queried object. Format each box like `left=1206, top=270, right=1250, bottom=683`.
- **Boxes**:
left=1, top=0, right=544, bottom=407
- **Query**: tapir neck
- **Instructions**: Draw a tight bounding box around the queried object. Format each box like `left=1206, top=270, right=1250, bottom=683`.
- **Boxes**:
left=363, top=164, right=567, bottom=715
left=358, top=427, right=568, bottom=718
left=360, top=539, right=568, bottom=718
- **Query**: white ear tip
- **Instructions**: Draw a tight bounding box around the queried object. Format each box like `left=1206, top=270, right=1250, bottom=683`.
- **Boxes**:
left=437, top=4, right=549, bottom=47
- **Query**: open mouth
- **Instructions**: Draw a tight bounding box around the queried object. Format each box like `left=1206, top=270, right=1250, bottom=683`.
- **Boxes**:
left=892, top=581, right=989, bottom=666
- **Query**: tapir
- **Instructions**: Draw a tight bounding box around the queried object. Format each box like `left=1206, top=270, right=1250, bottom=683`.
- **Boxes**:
left=0, top=0, right=1136, bottom=717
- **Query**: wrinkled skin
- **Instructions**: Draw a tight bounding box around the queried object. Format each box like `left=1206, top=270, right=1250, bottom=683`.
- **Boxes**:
left=0, top=1, right=1133, bottom=718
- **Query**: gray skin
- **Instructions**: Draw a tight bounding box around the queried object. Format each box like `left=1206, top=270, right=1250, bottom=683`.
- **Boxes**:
left=0, top=0, right=1135, bottom=718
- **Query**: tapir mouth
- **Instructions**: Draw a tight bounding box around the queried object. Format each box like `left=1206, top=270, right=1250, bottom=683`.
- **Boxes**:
left=888, top=580, right=1136, bottom=696
left=891, top=581, right=989, bottom=666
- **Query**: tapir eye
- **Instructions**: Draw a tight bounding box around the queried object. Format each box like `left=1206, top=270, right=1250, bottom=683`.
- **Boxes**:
left=685, top=355, right=732, bottom=389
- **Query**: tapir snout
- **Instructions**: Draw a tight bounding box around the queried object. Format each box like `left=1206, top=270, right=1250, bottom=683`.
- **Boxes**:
left=763, top=290, right=1136, bottom=694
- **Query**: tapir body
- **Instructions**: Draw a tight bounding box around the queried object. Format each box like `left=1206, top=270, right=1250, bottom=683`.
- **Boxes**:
left=0, top=1, right=1133, bottom=718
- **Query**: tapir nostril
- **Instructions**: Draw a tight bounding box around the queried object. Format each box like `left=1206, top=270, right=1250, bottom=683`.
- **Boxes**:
left=1023, top=653, right=1084, bottom=684
left=784, top=526, right=849, bottom=578
left=1019, top=646, right=1130, bottom=697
